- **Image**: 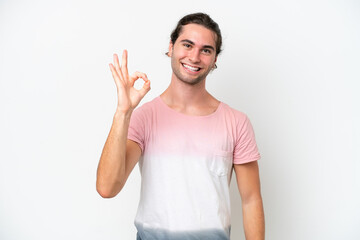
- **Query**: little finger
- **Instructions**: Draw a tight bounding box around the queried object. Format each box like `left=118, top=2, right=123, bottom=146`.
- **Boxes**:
left=109, top=63, right=121, bottom=88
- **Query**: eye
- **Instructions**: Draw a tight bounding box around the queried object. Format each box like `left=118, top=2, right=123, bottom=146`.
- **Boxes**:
left=183, top=43, right=191, bottom=48
left=202, top=49, right=212, bottom=54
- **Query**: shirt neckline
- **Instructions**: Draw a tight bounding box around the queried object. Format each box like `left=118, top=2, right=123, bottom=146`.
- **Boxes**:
left=156, top=96, right=223, bottom=119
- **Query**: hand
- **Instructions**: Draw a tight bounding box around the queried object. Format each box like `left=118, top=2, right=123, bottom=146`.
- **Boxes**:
left=109, top=50, right=151, bottom=114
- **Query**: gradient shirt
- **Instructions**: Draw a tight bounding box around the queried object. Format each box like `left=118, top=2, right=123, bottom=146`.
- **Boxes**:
left=128, top=96, right=260, bottom=240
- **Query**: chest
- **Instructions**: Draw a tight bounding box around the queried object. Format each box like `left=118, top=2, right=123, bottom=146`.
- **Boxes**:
left=145, top=113, right=237, bottom=156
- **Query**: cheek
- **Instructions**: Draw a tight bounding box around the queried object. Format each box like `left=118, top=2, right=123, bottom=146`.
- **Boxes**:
left=173, top=46, right=189, bottom=58
left=202, top=57, right=216, bottom=67
left=175, top=50, right=187, bottom=59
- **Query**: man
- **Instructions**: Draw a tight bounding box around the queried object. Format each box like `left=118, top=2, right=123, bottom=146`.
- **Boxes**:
left=96, top=13, right=265, bottom=240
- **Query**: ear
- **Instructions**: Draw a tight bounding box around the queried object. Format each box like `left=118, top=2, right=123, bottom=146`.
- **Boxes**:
left=168, top=41, right=174, bottom=57
left=213, top=56, right=218, bottom=68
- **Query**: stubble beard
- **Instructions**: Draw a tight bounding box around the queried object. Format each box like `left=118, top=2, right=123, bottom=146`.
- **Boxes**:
left=171, top=58, right=211, bottom=86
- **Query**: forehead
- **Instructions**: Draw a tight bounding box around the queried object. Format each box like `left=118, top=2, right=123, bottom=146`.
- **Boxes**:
left=177, top=23, right=216, bottom=47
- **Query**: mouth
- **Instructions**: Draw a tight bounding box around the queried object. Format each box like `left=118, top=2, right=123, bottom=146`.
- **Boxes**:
left=182, top=63, right=201, bottom=72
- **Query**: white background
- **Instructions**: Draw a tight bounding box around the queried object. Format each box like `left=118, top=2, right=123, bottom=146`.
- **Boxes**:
left=1, top=0, right=359, bottom=239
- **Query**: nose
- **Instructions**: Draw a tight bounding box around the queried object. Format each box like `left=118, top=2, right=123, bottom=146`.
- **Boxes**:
left=188, top=49, right=201, bottom=63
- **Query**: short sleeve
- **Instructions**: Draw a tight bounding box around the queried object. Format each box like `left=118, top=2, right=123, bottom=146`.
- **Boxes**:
left=233, top=115, right=261, bottom=164
left=128, top=107, right=145, bottom=153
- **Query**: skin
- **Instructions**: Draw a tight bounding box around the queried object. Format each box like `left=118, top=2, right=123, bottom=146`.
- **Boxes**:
left=96, top=23, right=264, bottom=240
left=169, top=24, right=217, bottom=86
left=96, top=50, right=149, bottom=198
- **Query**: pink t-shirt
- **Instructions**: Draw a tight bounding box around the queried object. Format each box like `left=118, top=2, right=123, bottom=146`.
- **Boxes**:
left=128, top=96, right=260, bottom=240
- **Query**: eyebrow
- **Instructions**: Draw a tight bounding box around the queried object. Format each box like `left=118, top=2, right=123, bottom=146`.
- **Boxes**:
left=180, top=39, right=215, bottom=51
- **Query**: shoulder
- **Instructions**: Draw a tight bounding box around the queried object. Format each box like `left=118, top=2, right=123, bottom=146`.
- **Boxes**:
left=218, top=103, right=257, bottom=137
left=129, top=98, right=160, bottom=132
left=132, top=97, right=159, bottom=117
left=220, top=102, right=249, bottom=123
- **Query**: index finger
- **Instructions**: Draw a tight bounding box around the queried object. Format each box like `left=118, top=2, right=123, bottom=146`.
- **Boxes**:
left=121, top=50, right=129, bottom=78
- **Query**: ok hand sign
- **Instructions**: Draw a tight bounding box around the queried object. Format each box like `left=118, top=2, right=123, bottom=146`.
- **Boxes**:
left=109, top=50, right=151, bottom=114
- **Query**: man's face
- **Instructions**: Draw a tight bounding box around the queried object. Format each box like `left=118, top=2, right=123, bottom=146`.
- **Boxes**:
left=168, top=24, right=217, bottom=85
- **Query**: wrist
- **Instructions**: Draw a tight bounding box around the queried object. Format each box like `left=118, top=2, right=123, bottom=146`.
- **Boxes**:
left=114, top=108, right=133, bottom=121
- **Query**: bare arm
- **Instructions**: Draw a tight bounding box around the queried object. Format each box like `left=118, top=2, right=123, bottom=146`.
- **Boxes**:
left=96, top=50, right=150, bottom=198
left=234, top=161, right=265, bottom=240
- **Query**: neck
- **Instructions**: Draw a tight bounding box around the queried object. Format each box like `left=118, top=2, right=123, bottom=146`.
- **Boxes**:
left=160, top=73, right=219, bottom=115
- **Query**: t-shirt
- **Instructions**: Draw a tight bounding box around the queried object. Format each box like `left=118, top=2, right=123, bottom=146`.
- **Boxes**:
left=128, top=96, right=260, bottom=240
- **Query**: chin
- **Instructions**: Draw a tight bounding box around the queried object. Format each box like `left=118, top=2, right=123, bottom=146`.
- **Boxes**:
left=179, top=76, right=205, bottom=85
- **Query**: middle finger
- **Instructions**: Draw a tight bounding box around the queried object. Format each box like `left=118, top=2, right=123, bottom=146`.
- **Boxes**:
left=121, top=50, right=129, bottom=79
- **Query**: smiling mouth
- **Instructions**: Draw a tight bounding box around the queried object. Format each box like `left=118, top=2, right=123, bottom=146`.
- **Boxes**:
left=182, top=63, right=201, bottom=72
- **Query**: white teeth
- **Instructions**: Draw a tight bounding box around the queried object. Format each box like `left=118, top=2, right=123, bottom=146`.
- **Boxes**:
left=183, top=64, right=200, bottom=72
